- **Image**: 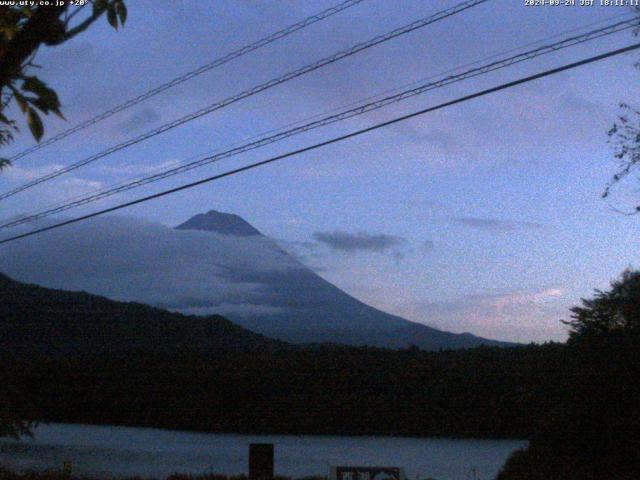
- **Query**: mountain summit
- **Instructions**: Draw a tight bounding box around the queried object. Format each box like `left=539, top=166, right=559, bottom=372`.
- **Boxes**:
left=0, top=211, right=513, bottom=350
left=176, top=209, right=262, bottom=236
left=174, top=211, right=513, bottom=350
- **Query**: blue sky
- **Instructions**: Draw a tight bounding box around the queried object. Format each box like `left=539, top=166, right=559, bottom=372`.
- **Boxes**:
left=1, top=0, right=639, bottom=342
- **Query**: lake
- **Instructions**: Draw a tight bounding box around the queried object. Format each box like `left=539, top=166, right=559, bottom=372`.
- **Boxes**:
left=0, top=423, right=526, bottom=480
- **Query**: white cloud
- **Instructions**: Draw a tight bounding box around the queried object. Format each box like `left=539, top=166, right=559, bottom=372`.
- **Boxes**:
left=0, top=215, right=303, bottom=312
left=3, top=164, right=66, bottom=182
left=492, top=288, right=565, bottom=310
left=405, top=287, right=569, bottom=343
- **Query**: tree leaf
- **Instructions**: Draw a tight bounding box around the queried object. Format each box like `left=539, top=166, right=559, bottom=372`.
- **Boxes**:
left=23, top=76, right=61, bottom=115
left=52, top=107, right=66, bottom=121
left=107, top=4, right=118, bottom=29
left=0, top=112, right=13, bottom=126
left=22, top=76, right=49, bottom=97
left=33, top=94, right=60, bottom=114
left=15, top=94, right=28, bottom=113
left=115, top=0, right=127, bottom=26
left=27, top=108, right=44, bottom=142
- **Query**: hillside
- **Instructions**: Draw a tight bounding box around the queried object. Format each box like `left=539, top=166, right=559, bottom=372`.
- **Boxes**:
left=0, top=273, right=285, bottom=358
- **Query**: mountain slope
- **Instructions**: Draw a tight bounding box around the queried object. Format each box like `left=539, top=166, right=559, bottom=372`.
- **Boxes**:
left=0, top=273, right=285, bottom=357
left=175, top=210, right=511, bottom=349
left=0, top=211, right=512, bottom=350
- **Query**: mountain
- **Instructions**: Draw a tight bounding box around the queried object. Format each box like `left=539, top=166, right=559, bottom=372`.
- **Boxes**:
left=173, top=210, right=510, bottom=350
left=0, top=210, right=511, bottom=350
left=0, top=273, right=285, bottom=358
left=176, top=210, right=262, bottom=236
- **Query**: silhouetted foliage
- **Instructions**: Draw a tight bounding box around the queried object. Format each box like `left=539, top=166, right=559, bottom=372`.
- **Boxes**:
left=2, top=270, right=639, bottom=478
left=0, top=273, right=568, bottom=440
left=0, top=273, right=285, bottom=358
left=0, top=469, right=295, bottom=480
left=0, top=389, right=33, bottom=440
left=605, top=103, right=640, bottom=212
left=0, top=1, right=126, bottom=166
left=604, top=8, right=640, bottom=212
left=498, top=269, right=640, bottom=479
left=563, top=269, right=640, bottom=345
left=0, top=272, right=283, bottom=439
left=1, top=344, right=571, bottom=440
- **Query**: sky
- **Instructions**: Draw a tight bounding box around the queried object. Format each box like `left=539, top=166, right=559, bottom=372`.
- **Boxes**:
left=1, top=0, right=639, bottom=343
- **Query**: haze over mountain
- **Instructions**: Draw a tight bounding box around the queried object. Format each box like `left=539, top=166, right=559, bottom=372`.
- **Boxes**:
left=0, top=210, right=510, bottom=350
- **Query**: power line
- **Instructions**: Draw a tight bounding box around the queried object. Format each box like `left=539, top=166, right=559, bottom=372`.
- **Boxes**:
left=1, top=16, right=636, bottom=231
left=6, top=0, right=367, bottom=163
left=0, top=0, right=489, bottom=202
left=2, top=16, right=635, bottom=229
left=2, top=41, right=638, bottom=246
left=11, top=11, right=632, bottom=231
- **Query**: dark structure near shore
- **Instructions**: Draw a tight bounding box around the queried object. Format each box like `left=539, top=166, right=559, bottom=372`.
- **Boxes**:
left=249, top=444, right=274, bottom=480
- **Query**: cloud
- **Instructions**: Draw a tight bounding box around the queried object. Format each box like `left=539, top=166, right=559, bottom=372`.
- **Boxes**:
left=560, top=93, right=607, bottom=120
left=3, top=164, right=67, bottom=182
left=414, top=287, right=568, bottom=342
left=0, top=215, right=311, bottom=314
left=274, top=238, right=326, bottom=271
left=313, top=230, right=407, bottom=253
left=113, top=107, right=161, bottom=134
left=179, top=303, right=287, bottom=318
left=397, top=124, right=456, bottom=154
left=421, top=287, right=565, bottom=314
left=422, top=240, right=435, bottom=252
left=1, top=164, right=105, bottom=205
left=277, top=234, right=430, bottom=271
left=97, top=159, right=181, bottom=178
left=492, top=288, right=564, bottom=310
left=0, top=215, right=429, bottom=338
left=450, top=216, right=543, bottom=232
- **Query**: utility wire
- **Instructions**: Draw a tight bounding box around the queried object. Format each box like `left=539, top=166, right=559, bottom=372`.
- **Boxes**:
left=2, top=16, right=634, bottom=229
left=1, top=16, right=636, bottom=231
left=1, top=41, right=638, bottom=246
left=7, top=10, right=632, bottom=230
left=6, top=0, right=367, bottom=163
left=0, top=0, right=489, bottom=202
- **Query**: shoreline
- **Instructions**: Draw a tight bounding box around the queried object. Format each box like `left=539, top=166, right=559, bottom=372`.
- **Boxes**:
left=16, top=421, right=529, bottom=443
left=0, top=423, right=527, bottom=480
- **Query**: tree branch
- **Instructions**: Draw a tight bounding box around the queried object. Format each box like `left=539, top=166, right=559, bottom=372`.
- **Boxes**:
left=56, top=4, right=108, bottom=44
left=0, top=6, right=66, bottom=89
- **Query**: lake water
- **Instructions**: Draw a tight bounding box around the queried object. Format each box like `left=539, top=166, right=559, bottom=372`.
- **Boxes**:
left=0, top=423, right=526, bottom=480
